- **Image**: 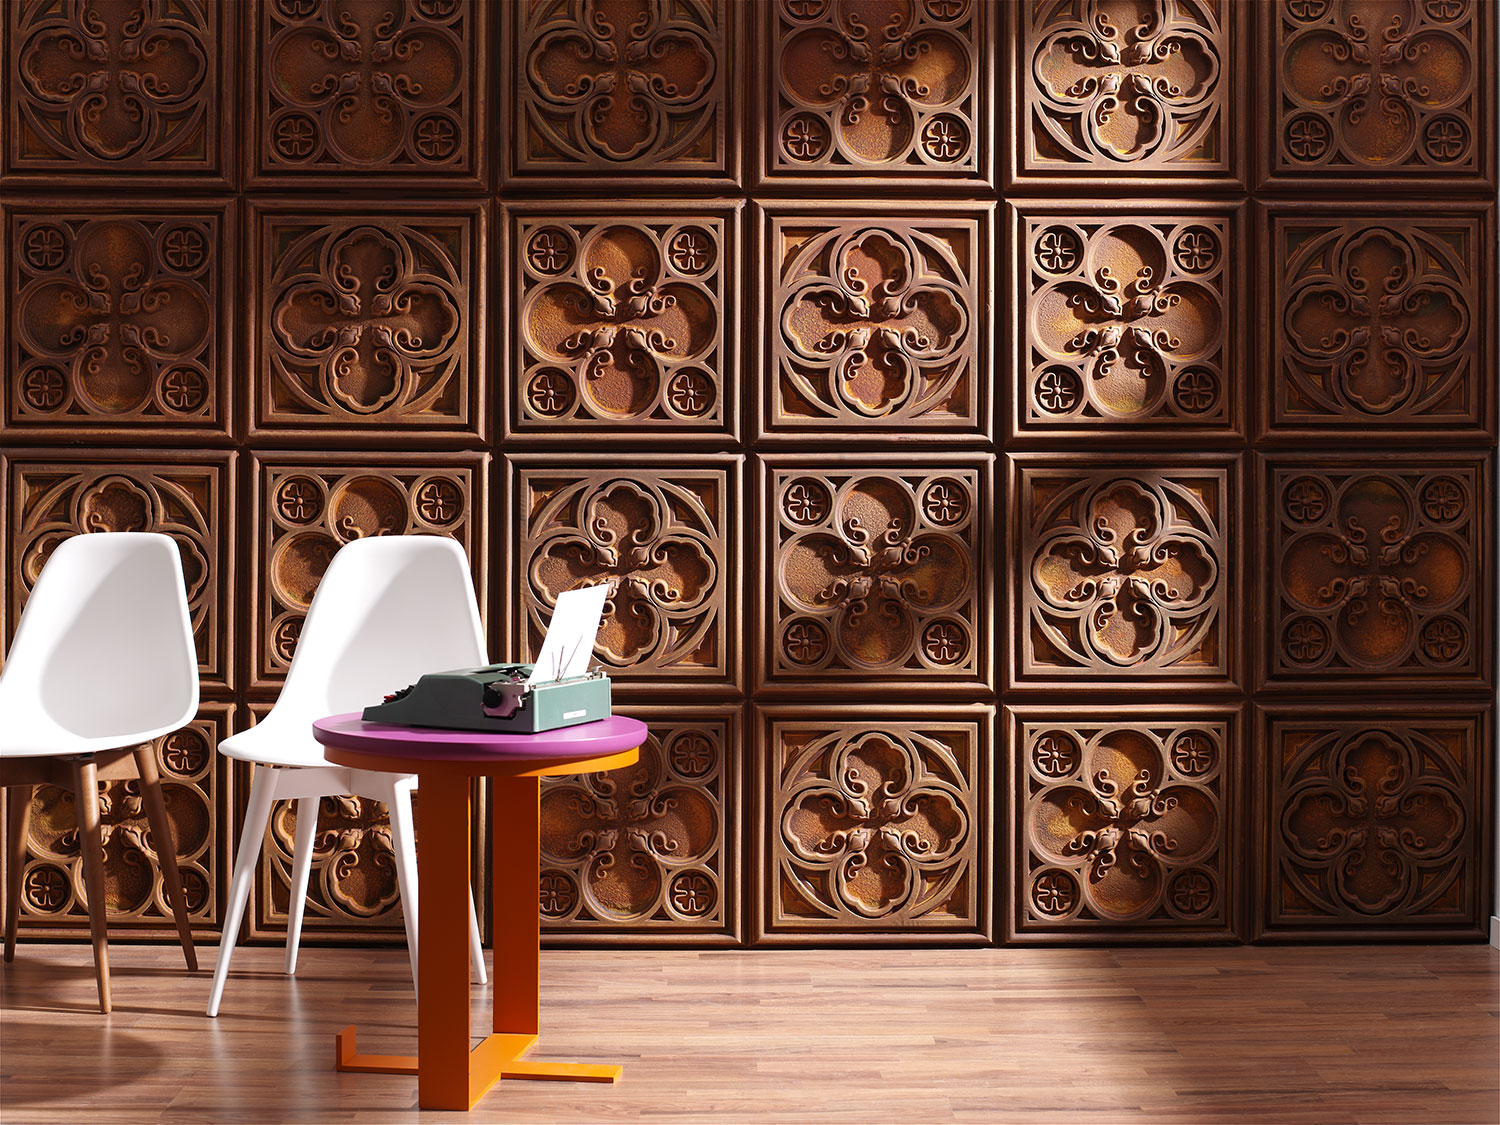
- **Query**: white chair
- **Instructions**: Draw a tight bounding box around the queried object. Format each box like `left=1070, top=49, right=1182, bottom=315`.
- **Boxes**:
left=0, top=532, right=199, bottom=1013
left=207, top=535, right=487, bottom=1017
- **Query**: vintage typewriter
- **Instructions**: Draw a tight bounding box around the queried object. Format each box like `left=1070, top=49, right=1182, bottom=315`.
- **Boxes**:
left=362, top=585, right=612, bottom=734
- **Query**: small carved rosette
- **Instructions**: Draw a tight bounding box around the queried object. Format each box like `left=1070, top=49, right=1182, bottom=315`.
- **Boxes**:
left=1014, top=460, right=1231, bottom=684
left=1021, top=0, right=1231, bottom=179
left=768, top=0, right=984, bottom=180
left=7, top=458, right=229, bottom=688
left=15, top=709, right=226, bottom=934
left=1270, top=212, right=1485, bottom=433
left=6, top=0, right=223, bottom=177
left=255, top=208, right=478, bottom=432
left=8, top=210, right=224, bottom=430
left=1015, top=711, right=1234, bottom=938
left=514, top=0, right=727, bottom=179
left=1268, top=459, right=1485, bottom=686
left=515, top=461, right=735, bottom=689
left=1261, top=709, right=1485, bottom=937
left=765, top=212, right=983, bottom=435
left=540, top=714, right=736, bottom=939
left=766, top=461, right=986, bottom=685
left=1021, top=211, right=1232, bottom=431
left=1272, top=0, right=1484, bottom=181
left=258, top=0, right=477, bottom=179
left=255, top=458, right=482, bottom=686
left=512, top=210, right=731, bottom=433
left=762, top=713, right=988, bottom=939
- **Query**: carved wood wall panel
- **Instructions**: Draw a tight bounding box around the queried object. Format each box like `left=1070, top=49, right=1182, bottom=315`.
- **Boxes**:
left=0, top=4, right=1494, bottom=949
left=1256, top=704, right=1491, bottom=939
left=1008, top=704, right=1240, bottom=942
left=504, top=202, right=740, bottom=439
left=250, top=453, right=487, bottom=690
left=0, top=704, right=232, bottom=939
left=249, top=202, right=484, bottom=439
left=540, top=704, right=740, bottom=943
left=2, top=0, right=231, bottom=187
left=3, top=452, right=235, bottom=690
left=250, top=0, right=486, bottom=187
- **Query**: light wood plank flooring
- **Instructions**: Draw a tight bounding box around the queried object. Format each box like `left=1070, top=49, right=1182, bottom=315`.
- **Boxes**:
left=2, top=942, right=1496, bottom=1123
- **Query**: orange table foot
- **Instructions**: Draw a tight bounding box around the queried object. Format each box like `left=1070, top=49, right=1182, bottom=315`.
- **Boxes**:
left=335, top=1026, right=418, bottom=1075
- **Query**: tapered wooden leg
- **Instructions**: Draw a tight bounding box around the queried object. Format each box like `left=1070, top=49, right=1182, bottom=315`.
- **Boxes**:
left=5, top=785, right=35, bottom=963
left=69, top=757, right=111, bottom=1014
left=133, top=747, right=197, bottom=972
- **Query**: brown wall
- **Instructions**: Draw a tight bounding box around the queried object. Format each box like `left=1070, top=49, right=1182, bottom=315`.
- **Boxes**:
left=1, top=0, right=1494, bottom=948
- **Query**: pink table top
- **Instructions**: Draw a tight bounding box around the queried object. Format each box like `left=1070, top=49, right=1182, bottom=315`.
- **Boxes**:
left=312, top=713, right=648, bottom=776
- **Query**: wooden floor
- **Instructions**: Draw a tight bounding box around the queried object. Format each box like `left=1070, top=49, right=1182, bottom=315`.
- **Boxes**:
left=1, top=942, right=1496, bottom=1124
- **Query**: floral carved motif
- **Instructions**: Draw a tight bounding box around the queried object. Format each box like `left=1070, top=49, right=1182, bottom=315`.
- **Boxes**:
left=764, top=716, right=985, bottom=936
left=769, top=464, right=983, bottom=683
left=1264, top=711, right=1483, bottom=935
left=1016, top=463, right=1230, bottom=682
left=15, top=710, right=226, bottom=931
left=1023, top=0, right=1229, bottom=176
left=514, top=213, right=728, bottom=431
left=1271, top=213, right=1484, bottom=431
left=770, top=0, right=982, bottom=177
left=257, top=460, right=480, bottom=685
left=9, top=460, right=228, bottom=687
left=1271, top=462, right=1482, bottom=683
left=1023, top=213, right=1230, bottom=429
left=7, top=0, right=222, bottom=176
left=1016, top=713, right=1232, bottom=936
left=257, top=210, right=476, bottom=429
left=540, top=716, right=733, bottom=936
left=767, top=215, right=980, bottom=433
left=9, top=212, right=222, bottom=429
left=516, top=0, right=725, bottom=176
left=518, top=464, right=732, bottom=686
left=265, top=793, right=397, bottom=923
left=259, top=0, right=474, bottom=177
left=1274, top=0, right=1482, bottom=177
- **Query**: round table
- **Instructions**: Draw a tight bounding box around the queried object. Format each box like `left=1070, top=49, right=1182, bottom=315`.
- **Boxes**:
left=312, top=713, right=647, bottom=1112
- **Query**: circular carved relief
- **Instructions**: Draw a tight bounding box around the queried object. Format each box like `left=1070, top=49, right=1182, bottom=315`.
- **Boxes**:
left=159, top=367, right=208, bottom=413
left=1031, top=732, right=1079, bottom=778
left=272, top=112, right=320, bottom=161
left=22, top=223, right=68, bottom=270
left=527, top=228, right=574, bottom=275
left=413, top=113, right=460, bottom=161
left=921, top=479, right=969, bottom=526
left=921, top=114, right=968, bottom=162
left=329, top=476, right=408, bottom=541
left=1420, top=477, right=1464, bottom=523
left=667, top=228, right=715, bottom=275
left=667, top=732, right=715, bottom=778
left=1170, top=731, right=1217, bottom=777
left=1035, top=367, right=1081, bottom=414
left=1423, top=116, right=1470, bottom=163
left=1284, top=477, right=1330, bottom=523
left=1167, top=868, right=1216, bottom=917
left=782, top=112, right=830, bottom=161
left=275, top=476, right=324, bottom=525
left=667, top=369, right=714, bottom=417
left=20, top=365, right=67, bottom=411
left=415, top=478, right=463, bottom=527
left=539, top=870, right=578, bottom=918
left=921, top=620, right=967, bottom=665
left=1031, top=869, right=1078, bottom=917
left=1285, top=114, right=1331, bottom=162
left=669, top=871, right=716, bottom=918
left=1172, top=227, right=1219, bottom=273
left=1283, top=616, right=1330, bottom=665
left=1419, top=616, right=1466, bottom=664
left=782, top=479, right=831, bottom=525
left=1172, top=368, right=1219, bottom=414
left=782, top=618, right=830, bottom=666
left=270, top=532, right=339, bottom=610
left=527, top=370, right=575, bottom=417
left=1035, top=227, right=1080, bottom=274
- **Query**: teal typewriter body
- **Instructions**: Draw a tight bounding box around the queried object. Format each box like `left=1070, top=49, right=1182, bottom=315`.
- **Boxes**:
left=361, top=664, right=611, bottom=734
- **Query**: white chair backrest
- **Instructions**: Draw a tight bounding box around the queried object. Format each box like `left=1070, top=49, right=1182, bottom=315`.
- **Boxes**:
left=271, top=535, right=487, bottom=723
left=0, top=532, right=198, bottom=748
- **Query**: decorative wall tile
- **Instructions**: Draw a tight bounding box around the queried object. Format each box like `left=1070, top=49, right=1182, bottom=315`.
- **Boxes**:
left=761, top=0, right=989, bottom=186
left=249, top=203, right=482, bottom=438
left=505, top=203, right=738, bottom=438
left=250, top=454, right=486, bottom=689
left=5, top=204, right=230, bottom=437
left=0, top=705, right=232, bottom=939
left=3, top=452, right=234, bottom=689
left=509, top=457, right=739, bottom=691
left=508, top=0, right=733, bottom=185
left=1014, top=203, right=1240, bottom=438
left=756, top=705, right=992, bottom=942
left=1265, top=0, right=1493, bottom=188
left=541, top=705, right=740, bottom=944
left=1010, top=455, right=1235, bottom=687
left=1013, top=0, right=1238, bottom=185
left=1257, top=705, right=1490, bottom=939
left=761, top=456, right=990, bottom=691
left=1265, top=205, right=1491, bottom=438
left=1263, top=455, right=1488, bottom=689
left=252, top=0, right=485, bottom=186
left=1009, top=705, right=1239, bottom=942
left=3, top=0, right=229, bottom=185
left=760, top=206, right=989, bottom=439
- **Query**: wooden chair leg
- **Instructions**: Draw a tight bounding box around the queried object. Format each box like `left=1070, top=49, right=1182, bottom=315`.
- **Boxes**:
left=5, top=784, right=35, bottom=963
left=69, top=757, right=111, bottom=1014
left=133, top=747, right=198, bottom=973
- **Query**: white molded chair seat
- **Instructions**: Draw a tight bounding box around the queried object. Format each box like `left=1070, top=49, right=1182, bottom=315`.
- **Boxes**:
left=0, top=532, right=200, bottom=1012
left=207, top=535, right=488, bottom=1017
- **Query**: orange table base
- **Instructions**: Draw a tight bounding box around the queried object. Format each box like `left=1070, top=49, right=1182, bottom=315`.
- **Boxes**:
left=332, top=770, right=625, bottom=1110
